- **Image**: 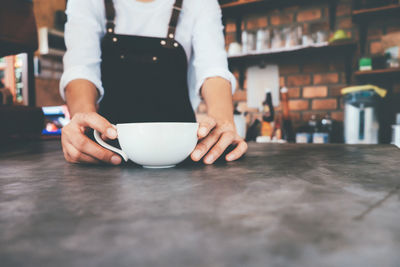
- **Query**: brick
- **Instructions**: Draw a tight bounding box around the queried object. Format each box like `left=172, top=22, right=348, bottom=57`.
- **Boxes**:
left=246, top=16, right=268, bottom=30
left=287, top=74, right=311, bottom=86
left=338, top=17, right=352, bottom=29
left=225, top=22, right=236, bottom=33
left=271, top=13, right=294, bottom=26
left=297, top=9, right=322, bottom=22
left=258, top=17, right=268, bottom=28
left=303, top=86, right=328, bottom=98
left=280, top=76, right=286, bottom=87
left=289, top=99, right=309, bottom=111
left=370, top=41, right=383, bottom=55
left=279, top=64, right=300, bottom=75
left=313, top=73, right=339, bottom=85
left=329, top=85, right=346, bottom=97
left=331, top=111, right=344, bottom=121
left=336, top=4, right=351, bottom=16
left=312, top=99, right=337, bottom=110
left=288, top=87, right=300, bottom=98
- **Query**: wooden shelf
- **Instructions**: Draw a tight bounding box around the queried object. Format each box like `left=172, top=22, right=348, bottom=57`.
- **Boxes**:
left=355, top=68, right=400, bottom=77
left=228, top=41, right=357, bottom=85
left=221, top=0, right=263, bottom=9
left=352, top=4, right=400, bottom=22
left=228, top=41, right=357, bottom=66
left=221, top=0, right=336, bottom=16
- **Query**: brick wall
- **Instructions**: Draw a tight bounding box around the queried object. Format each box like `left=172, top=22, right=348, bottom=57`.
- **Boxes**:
left=33, top=0, right=66, bottom=107
left=33, top=0, right=66, bottom=29
left=213, top=0, right=400, bottom=128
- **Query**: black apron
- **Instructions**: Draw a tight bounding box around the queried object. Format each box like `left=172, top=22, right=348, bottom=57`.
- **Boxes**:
left=99, top=0, right=196, bottom=124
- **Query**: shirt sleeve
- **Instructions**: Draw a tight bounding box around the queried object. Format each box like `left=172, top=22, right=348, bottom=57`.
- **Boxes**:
left=189, top=0, right=236, bottom=98
left=59, top=0, right=105, bottom=103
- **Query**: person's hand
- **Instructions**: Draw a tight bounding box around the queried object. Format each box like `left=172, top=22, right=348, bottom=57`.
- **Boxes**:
left=61, top=112, right=122, bottom=165
left=191, top=116, right=248, bottom=164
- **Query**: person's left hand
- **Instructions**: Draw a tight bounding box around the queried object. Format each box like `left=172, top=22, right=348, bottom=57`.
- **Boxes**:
left=191, top=115, right=248, bottom=164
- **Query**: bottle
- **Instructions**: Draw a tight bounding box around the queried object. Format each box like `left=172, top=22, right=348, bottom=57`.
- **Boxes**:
left=308, top=114, right=318, bottom=133
left=319, top=113, right=333, bottom=143
left=280, top=87, right=295, bottom=142
left=321, top=113, right=333, bottom=134
left=261, top=89, right=274, bottom=137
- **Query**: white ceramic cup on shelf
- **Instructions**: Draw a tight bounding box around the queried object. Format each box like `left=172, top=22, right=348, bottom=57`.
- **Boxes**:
left=94, top=122, right=199, bottom=168
left=228, top=42, right=242, bottom=56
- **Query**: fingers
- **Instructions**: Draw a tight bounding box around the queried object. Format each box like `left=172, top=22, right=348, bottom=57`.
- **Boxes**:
left=63, top=143, right=100, bottom=164
left=203, top=131, right=235, bottom=164
left=61, top=112, right=122, bottom=165
left=73, top=112, right=117, bottom=140
left=67, top=132, right=122, bottom=165
left=191, top=128, right=221, bottom=162
left=226, top=140, right=248, bottom=162
left=197, top=116, right=216, bottom=139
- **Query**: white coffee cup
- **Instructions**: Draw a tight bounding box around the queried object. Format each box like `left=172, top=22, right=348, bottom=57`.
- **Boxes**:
left=94, top=122, right=199, bottom=168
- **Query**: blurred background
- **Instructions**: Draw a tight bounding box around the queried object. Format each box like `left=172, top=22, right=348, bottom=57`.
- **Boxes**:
left=1, top=0, right=400, bottom=146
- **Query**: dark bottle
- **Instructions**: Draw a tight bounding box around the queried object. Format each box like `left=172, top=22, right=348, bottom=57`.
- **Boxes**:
left=261, top=89, right=275, bottom=137
left=308, top=115, right=318, bottom=133
left=320, top=113, right=333, bottom=134
left=262, top=89, right=274, bottom=123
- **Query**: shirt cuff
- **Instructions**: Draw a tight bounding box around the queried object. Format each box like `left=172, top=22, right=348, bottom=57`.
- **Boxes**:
left=195, top=68, right=237, bottom=97
left=59, top=66, right=105, bottom=104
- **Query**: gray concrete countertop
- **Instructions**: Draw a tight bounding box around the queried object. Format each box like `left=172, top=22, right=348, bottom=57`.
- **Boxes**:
left=1, top=140, right=400, bottom=267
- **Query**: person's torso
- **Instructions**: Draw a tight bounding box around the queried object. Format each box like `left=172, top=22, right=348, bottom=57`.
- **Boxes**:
left=96, top=0, right=198, bottom=59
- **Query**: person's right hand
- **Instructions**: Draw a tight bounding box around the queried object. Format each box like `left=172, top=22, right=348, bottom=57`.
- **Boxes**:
left=61, top=112, right=122, bottom=165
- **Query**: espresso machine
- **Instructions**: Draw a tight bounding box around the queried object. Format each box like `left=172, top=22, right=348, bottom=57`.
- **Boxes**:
left=342, top=85, right=387, bottom=144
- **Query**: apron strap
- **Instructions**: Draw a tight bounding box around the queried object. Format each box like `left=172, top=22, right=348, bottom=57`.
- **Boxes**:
left=104, top=0, right=116, bottom=33
left=103, top=0, right=184, bottom=44
left=166, top=0, right=183, bottom=42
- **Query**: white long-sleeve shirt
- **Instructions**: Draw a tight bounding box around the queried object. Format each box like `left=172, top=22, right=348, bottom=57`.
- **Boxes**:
left=60, top=0, right=236, bottom=109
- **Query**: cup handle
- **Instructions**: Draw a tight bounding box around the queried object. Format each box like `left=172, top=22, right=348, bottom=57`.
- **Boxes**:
left=93, top=130, right=129, bottom=162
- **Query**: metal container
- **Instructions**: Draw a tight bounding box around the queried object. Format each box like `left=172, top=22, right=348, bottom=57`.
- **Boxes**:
left=344, top=90, right=381, bottom=144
